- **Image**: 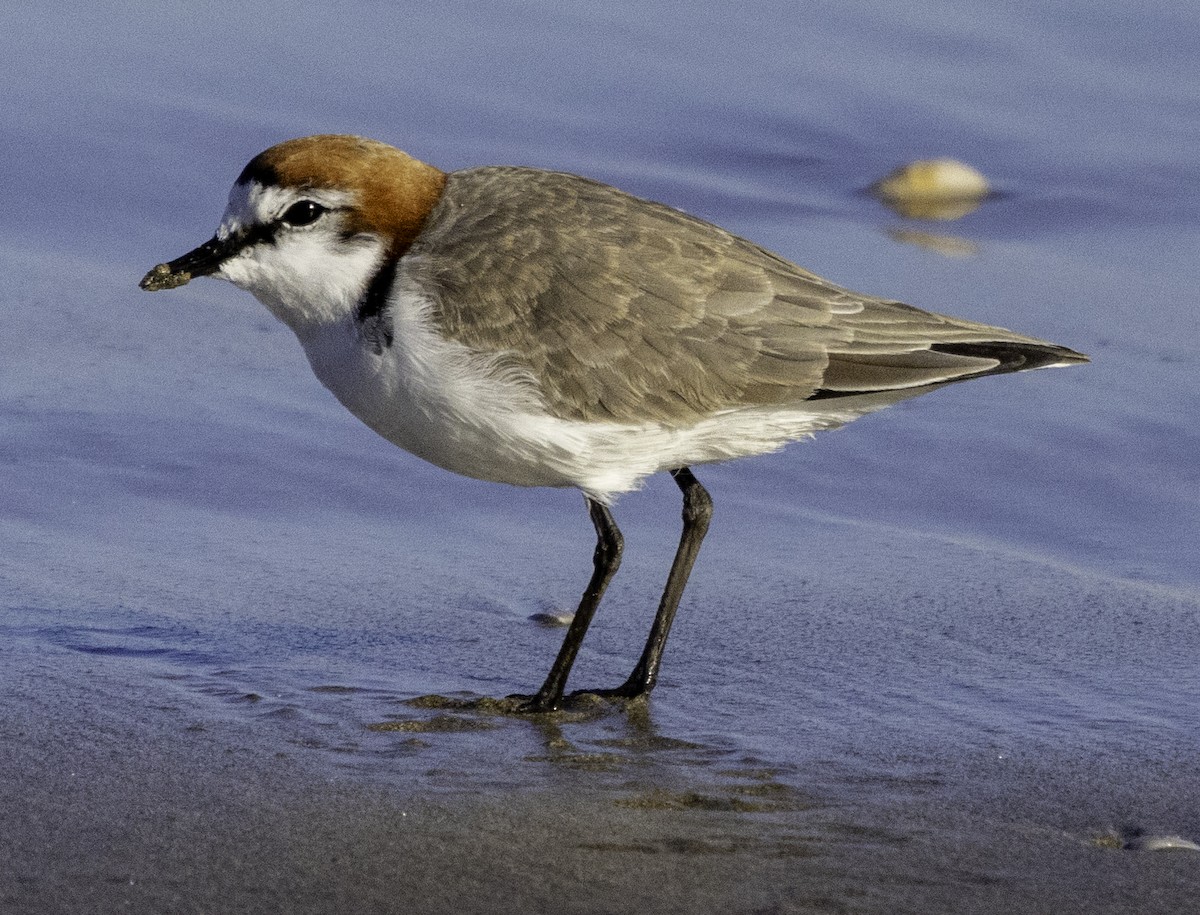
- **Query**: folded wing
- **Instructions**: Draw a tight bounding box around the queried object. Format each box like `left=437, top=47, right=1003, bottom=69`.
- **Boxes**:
left=410, top=167, right=1086, bottom=425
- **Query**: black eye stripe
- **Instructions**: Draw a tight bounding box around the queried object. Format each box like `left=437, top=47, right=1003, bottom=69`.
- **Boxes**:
left=222, top=201, right=333, bottom=257
left=241, top=221, right=281, bottom=249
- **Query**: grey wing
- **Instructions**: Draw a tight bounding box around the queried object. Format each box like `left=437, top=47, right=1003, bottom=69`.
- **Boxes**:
left=409, top=167, right=1085, bottom=424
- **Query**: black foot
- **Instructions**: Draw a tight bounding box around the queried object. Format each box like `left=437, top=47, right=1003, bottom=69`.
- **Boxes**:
left=567, top=682, right=648, bottom=702
left=503, top=691, right=561, bottom=714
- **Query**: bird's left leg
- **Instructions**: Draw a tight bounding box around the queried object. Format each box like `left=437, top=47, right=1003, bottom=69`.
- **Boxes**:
left=514, top=496, right=624, bottom=712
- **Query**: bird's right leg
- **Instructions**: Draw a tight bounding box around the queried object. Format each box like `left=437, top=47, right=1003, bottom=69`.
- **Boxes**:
left=516, top=496, right=623, bottom=712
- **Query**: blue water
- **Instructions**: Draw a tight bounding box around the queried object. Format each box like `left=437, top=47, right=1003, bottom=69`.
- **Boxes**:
left=3, top=0, right=1199, bottom=908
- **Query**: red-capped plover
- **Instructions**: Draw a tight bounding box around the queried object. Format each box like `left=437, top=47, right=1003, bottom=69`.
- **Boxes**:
left=142, top=135, right=1087, bottom=711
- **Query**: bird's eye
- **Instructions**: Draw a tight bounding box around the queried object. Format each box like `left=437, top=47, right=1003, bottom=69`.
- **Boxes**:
left=280, top=200, right=327, bottom=227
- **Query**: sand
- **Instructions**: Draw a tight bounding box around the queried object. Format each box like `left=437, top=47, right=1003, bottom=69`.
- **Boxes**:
left=5, top=635, right=1199, bottom=915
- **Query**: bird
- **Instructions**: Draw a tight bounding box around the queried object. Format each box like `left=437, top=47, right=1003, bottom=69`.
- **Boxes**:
left=141, top=134, right=1087, bottom=712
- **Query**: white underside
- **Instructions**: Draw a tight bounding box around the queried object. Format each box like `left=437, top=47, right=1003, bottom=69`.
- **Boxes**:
left=293, top=277, right=886, bottom=503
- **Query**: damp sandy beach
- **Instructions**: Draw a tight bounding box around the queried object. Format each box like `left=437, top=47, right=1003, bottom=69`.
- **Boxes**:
left=3, top=1, right=1198, bottom=912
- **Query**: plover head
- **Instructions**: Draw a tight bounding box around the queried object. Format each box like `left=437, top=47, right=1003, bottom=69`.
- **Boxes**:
left=141, top=135, right=446, bottom=331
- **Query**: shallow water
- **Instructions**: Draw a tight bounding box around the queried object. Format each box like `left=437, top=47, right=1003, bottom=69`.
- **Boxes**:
left=3, top=1, right=1199, bottom=911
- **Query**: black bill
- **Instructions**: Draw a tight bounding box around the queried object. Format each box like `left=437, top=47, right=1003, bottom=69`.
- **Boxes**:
left=139, top=234, right=237, bottom=291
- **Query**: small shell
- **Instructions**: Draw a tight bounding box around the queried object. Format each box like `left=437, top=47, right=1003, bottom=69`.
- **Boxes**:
left=529, top=610, right=574, bottom=627
left=871, top=159, right=991, bottom=221
left=1123, top=834, right=1200, bottom=852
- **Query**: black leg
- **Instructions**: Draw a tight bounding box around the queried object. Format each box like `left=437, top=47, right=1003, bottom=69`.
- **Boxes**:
left=574, top=466, right=712, bottom=701
left=520, top=497, right=623, bottom=711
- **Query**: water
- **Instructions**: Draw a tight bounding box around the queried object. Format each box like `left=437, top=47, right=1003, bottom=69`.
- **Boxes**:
left=3, top=1, right=1199, bottom=911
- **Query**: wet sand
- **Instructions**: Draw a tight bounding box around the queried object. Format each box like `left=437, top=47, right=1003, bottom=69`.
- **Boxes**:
left=5, top=618, right=1199, bottom=915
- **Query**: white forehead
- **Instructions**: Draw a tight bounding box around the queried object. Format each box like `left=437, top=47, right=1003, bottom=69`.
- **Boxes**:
left=217, top=180, right=355, bottom=238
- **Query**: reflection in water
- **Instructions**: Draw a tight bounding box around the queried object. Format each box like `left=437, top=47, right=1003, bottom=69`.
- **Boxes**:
left=876, top=195, right=985, bottom=221
left=363, top=691, right=808, bottom=812
left=885, top=227, right=980, bottom=258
